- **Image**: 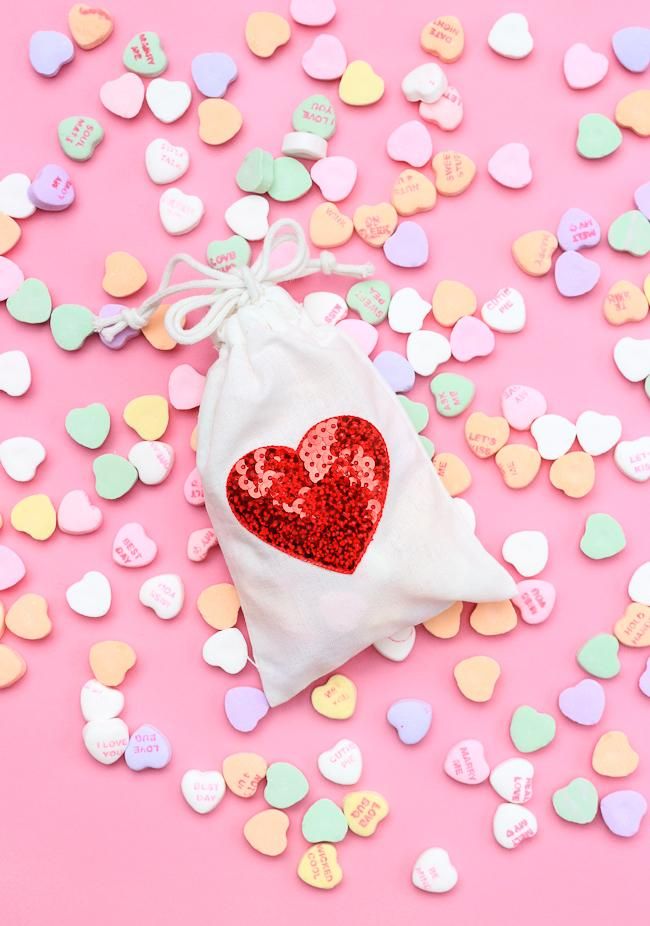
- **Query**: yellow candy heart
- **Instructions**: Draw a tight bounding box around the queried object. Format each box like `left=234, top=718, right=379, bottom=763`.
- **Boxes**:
left=614, top=603, right=650, bottom=647
left=615, top=89, right=650, bottom=137
left=495, top=444, right=542, bottom=489
left=244, top=809, right=289, bottom=855
left=297, top=843, right=342, bottom=890
left=422, top=600, right=462, bottom=638
left=102, top=251, right=147, bottom=298
left=311, top=673, right=357, bottom=719
left=420, top=15, right=465, bottom=62
left=309, top=202, right=353, bottom=248
left=89, top=640, right=137, bottom=687
left=454, top=655, right=501, bottom=702
left=245, top=11, right=291, bottom=58
left=432, top=150, right=476, bottom=196
left=432, top=280, right=476, bottom=326
left=390, top=169, right=437, bottom=216
left=339, top=60, right=384, bottom=107
left=433, top=452, right=471, bottom=496
left=223, top=752, right=268, bottom=797
left=549, top=451, right=595, bottom=498
left=603, top=280, right=649, bottom=326
left=11, top=494, right=56, bottom=541
left=469, top=600, right=518, bottom=636
left=198, top=99, right=243, bottom=146
left=353, top=202, right=398, bottom=247
left=592, top=731, right=639, bottom=777
left=5, top=594, right=52, bottom=639
left=512, top=230, right=558, bottom=276
left=0, top=213, right=21, bottom=255
left=465, top=412, right=510, bottom=459
left=123, top=394, right=169, bottom=440
left=68, top=4, right=114, bottom=49
left=343, top=790, right=389, bottom=836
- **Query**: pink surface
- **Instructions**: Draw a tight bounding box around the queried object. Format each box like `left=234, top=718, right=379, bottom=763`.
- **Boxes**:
left=1, top=0, right=649, bottom=922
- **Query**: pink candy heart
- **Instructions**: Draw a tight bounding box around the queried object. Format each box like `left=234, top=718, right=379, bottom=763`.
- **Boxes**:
left=310, top=156, right=357, bottom=201
left=501, top=384, right=547, bottom=430
left=99, top=73, right=145, bottom=119
left=513, top=580, right=556, bottom=624
left=386, top=121, right=433, bottom=168
left=290, top=0, right=336, bottom=26
left=336, top=318, right=378, bottom=355
left=487, top=142, right=532, bottom=189
left=57, top=489, right=103, bottom=535
left=168, top=363, right=206, bottom=410
left=112, top=522, right=157, bottom=568
left=0, top=256, right=24, bottom=301
left=450, top=316, right=495, bottom=361
left=0, top=544, right=26, bottom=591
left=184, top=467, right=205, bottom=506
left=563, top=43, right=609, bottom=90
left=444, top=739, right=490, bottom=785
left=302, top=33, right=347, bottom=80
left=419, top=86, right=463, bottom=130
left=187, top=526, right=218, bottom=562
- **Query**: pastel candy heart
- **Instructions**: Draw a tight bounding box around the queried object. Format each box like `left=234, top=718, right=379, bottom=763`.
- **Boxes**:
left=292, top=95, right=336, bottom=139
left=0, top=545, right=26, bottom=590
left=513, top=580, right=556, bottom=624
left=608, top=210, right=650, bottom=256
left=159, top=188, right=205, bottom=235
left=244, top=809, right=289, bottom=856
left=510, top=706, right=556, bottom=753
left=553, top=778, right=599, bottom=824
left=636, top=183, right=650, bottom=220
left=65, top=403, right=110, bottom=449
left=302, top=799, right=348, bottom=843
left=100, top=73, right=145, bottom=119
left=469, top=599, right=517, bottom=635
left=0, top=437, right=46, bottom=482
left=309, top=203, right=353, bottom=248
left=612, top=26, right=650, bottom=73
left=7, top=278, right=52, bottom=324
left=387, top=698, right=432, bottom=745
left=89, top=640, right=136, bottom=686
left=346, top=279, right=390, bottom=325
left=82, top=718, right=129, bottom=764
left=125, top=724, right=171, bottom=771
left=419, top=85, right=463, bottom=130
left=499, top=384, right=546, bottom=432
left=343, top=791, right=389, bottom=837
left=450, top=316, right=495, bottom=361
left=0, top=256, right=24, bottom=299
left=549, top=451, right=596, bottom=499
left=580, top=513, right=625, bottom=560
left=488, top=143, right=532, bottom=189
left=373, top=351, right=415, bottom=393
left=297, top=843, right=342, bottom=890
left=353, top=202, right=397, bottom=247
left=139, top=574, right=184, bottom=620
left=0, top=214, right=21, bottom=255
left=302, top=33, right=346, bottom=79
left=29, top=30, right=74, bottom=77
left=181, top=769, right=226, bottom=814
left=202, top=628, right=248, bottom=673
left=339, top=60, right=384, bottom=106
left=420, top=15, right=464, bottom=61
left=401, top=63, right=447, bottom=104
left=304, top=292, right=347, bottom=327
left=502, top=530, right=548, bottom=577
left=465, top=412, right=510, bottom=458
left=388, top=286, right=430, bottom=333
left=197, top=583, right=240, bottom=630
left=453, top=655, right=500, bottom=702
left=489, top=758, right=534, bottom=803
left=398, top=396, right=429, bottom=432
left=531, top=414, right=576, bottom=460
left=559, top=679, right=605, bottom=725
left=615, top=89, right=650, bottom=136
left=168, top=364, right=205, bottom=411
left=563, top=43, right=608, bottom=89
left=557, top=207, right=601, bottom=251
left=0, top=173, right=36, bottom=219
left=268, top=157, right=312, bottom=202
left=265, top=762, right=309, bottom=808
left=58, top=116, right=104, bottom=162
left=430, top=372, right=475, bottom=417
left=603, top=280, right=649, bottom=325
left=383, top=221, right=428, bottom=268
left=311, top=673, right=357, bottom=719
left=432, top=150, right=476, bottom=195
left=123, top=32, right=167, bottom=77
left=600, top=790, right=647, bottom=837
left=224, top=686, right=269, bottom=732
left=98, top=304, right=139, bottom=350
left=444, top=739, right=490, bottom=785
left=576, top=411, right=622, bottom=455
left=245, top=12, right=291, bottom=58
left=198, top=99, right=243, bottom=145
left=577, top=633, right=620, bottom=678
left=629, top=563, right=650, bottom=606
left=386, top=120, right=433, bottom=168
left=123, top=395, right=169, bottom=439
left=554, top=251, right=600, bottom=297
left=68, top=4, right=114, bottom=49
left=80, top=679, right=124, bottom=722
left=222, top=752, right=267, bottom=797
left=128, top=441, right=174, bottom=485
left=336, top=318, right=377, bottom=355
left=187, top=525, right=218, bottom=561
left=28, top=164, right=75, bottom=211
left=317, top=739, right=362, bottom=785
left=311, top=156, right=356, bottom=202
left=614, top=337, right=650, bottom=382
left=58, top=489, right=102, bottom=535
left=66, top=570, right=111, bottom=617
left=145, top=139, right=189, bottom=185
left=206, top=236, right=251, bottom=273
left=512, top=232, right=557, bottom=276
left=433, top=452, right=472, bottom=496
left=614, top=603, right=650, bottom=648
left=640, top=658, right=650, bottom=697
left=5, top=594, right=51, bottom=639
left=225, top=195, right=269, bottom=240
left=94, top=454, right=137, bottom=500
left=391, top=169, right=436, bottom=216
left=11, top=494, right=56, bottom=540
left=50, top=304, right=94, bottom=350
left=111, top=522, right=157, bottom=567
left=191, top=52, right=237, bottom=97
left=577, top=114, right=622, bottom=158
left=146, top=78, right=192, bottom=124
left=592, top=731, right=639, bottom=778
left=614, top=437, right=650, bottom=482
left=488, top=13, right=533, bottom=59
left=0, top=641, right=26, bottom=688
left=481, top=287, right=526, bottom=332
left=412, top=848, right=458, bottom=894
left=290, top=0, right=336, bottom=26
left=495, top=444, right=541, bottom=489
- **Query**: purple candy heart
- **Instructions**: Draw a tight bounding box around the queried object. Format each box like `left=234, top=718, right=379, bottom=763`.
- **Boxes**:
left=612, top=26, right=650, bottom=73
left=125, top=723, right=172, bottom=771
left=383, top=221, right=429, bottom=268
left=28, top=164, right=75, bottom=212
left=634, top=182, right=650, bottom=221
left=387, top=698, right=432, bottom=745
left=554, top=250, right=600, bottom=297
left=98, top=304, right=140, bottom=350
left=29, top=30, right=74, bottom=77
left=639, top=657, right=650, bottom=697
left=558, top=678, right=605, bottom=725
left=600, top=790, right=647, bottom=837
left=556, top=207, right=601, bottom=251
left=373, top=350, right=415, bottom=392
left=225, top=686, right=269, bottom=732
left=191, top=52, right=238, bottom=97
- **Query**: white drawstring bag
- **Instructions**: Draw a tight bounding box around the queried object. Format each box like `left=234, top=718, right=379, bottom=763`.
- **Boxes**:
left=100, top=220, right=516, bottom=707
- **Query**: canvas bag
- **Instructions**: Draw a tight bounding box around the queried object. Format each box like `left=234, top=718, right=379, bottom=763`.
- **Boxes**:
left=100, top=219, right=516, bottom=707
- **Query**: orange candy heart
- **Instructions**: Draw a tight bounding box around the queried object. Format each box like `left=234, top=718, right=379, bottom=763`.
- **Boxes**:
left=0, top=213, right=21, bottom=255
left=244, top=808, right=289, bottom=855
left=549, top=451, right=595, bottom=498
left=614, top=603, right=650, bottom=647
left=603, top=280, right=649, bottom=325
left=495, top=444, right=541, bottom=489
left=470, top=600, right=518, bottom=636
left=432, top=279, right=476, bottom=326
left=390, top=169, right=437, bottom=216
left=223, top=752, right=268, bottom=797
left=420, top=15, right=465, bottom=62
left=615, top=89, right=650, bottom=137
left=89, top=640, right=136, bottom=687
left=198, top=99, right=243, bottom=145
left=245, top=12, right=290, bottom=57
left=0, top=643, right=27, bottom=688
left=465, top=412, right=510, bottom=459
left=142, top=303, right=181, bottom=351
left=432, top=151, right=476, bottom=196
left=592, top=731, right=639, bottom=777
left=310, top=203, right=354, bottom=248
left=5, top=594, right=52, bottom=640
left=102, top=251, right=147, bottom=298
left=422, top=600, right=462, bottom=638
left=433, top=452, right=472, bottom=496
left=454, top=655, right=501, bottom=701
left=352, top=203, right=398, bottom=247
left=68, top=4, right=114, bottom=49
left=197, top=583, right=240, bottom=630
left=512, top=230, right=558, bottom=276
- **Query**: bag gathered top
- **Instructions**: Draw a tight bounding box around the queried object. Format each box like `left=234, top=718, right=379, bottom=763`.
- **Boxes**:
left=97, top=219, right=516, bottom=707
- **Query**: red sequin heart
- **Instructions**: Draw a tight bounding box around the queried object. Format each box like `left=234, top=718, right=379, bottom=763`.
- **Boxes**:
left=226, top=416, right=389, bottom=574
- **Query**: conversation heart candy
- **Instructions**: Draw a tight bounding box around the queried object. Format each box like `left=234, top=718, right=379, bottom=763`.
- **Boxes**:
left=577, top=113, right=622, bottom=158
left=302, top=33, right=347, bottom=79
left=600, top=790, right=647, bottom=837
left=481, top=287, right=526, bottom=332
left=387, top=120, right=433, bottom=168
left=465, top=412, right=510, bottom=458
left=615, top=603, right=650, bottom=648
left=80, top=679, right=124, bottom=722
left=373, top=626, right=416, bottom=661
left=139, top=574, right=184, bottom=620
left=292, top=94, right=336, bottom=139
left=304, top=292, right=347, bottom=326
left=0, top=214, right=20, bottom=255
left=512, top=232, right=557, bottom=276
left=387, top=699, right=432, bottom=745
left=580, top=513, right=625, bottom=560
left=432, top=150, right=476, bottom=195
left=614, top=337, right=650, bottom=382
left=282, top=130, right=327, bottom=161
left=50, top=303, right=95, bottom=351
left=612, top=26, right=650, bottom=73
left=11, top=494, right=56, bottom=541
left=433, top=452, right=471, bottom=496
left=197, top=584, right=240, bottom=630
left=146, top=78, right=192, bottom=124
left=373, top=351, right=415, bottom=393
left=225, top=195, right=269, bottom=240
left=0, top=350, right=31, bottom=397
left=353, top=202, right=397, bottom=247
left=100, top=73, right=145, bottom=119
left=244, top=809, right=289, bottom=856
left=65, top=402, right=110, bottom=449
left=181, top=770, right=226, bottom=814
left=311, top=156, right=356, bottom=203
left=488, top=143, right=532, bottom=189
left=390, top=169, right=436, bottom=216
left=577, top=633, right=620, bottom=678
left=0, top=256, right=25, bottom=299
left=125, top=724, right=171, bottom=771
left=0, top=546, right=26, bottom=591
left=510, top=706, right=556, bottom=753
left=444, top=739, right=490, bottom=784
left=549, top=451, right=596, bottom=499
left=82, top=718, right=129, bottom=764
left=430, top=372, right=475, bottom=417
left=449, top=316, right=494, bottom=361
left=297, top=843, right=342, bottom=890
left=470, top=600, right=518, bottom=636
left=6, top=594, right=51, bottom=640
left=68, top=4, right=113, bottom=49
left=488, top=13, right=533, bottom=58
left=128, top=441, right=174, bottom=485
left=159, top=187, right=204, bottom=235
left=309, top=203, right=353, bottom=248
left=0, top=437, right=45, bottom=482
left=531, top=414, right=576, bottom=459
left=608, top=210, right=650, bottom=256
left=245, top=11, right=290, bottom=57
left=401, top=63, right=447, bottom=104
left=302, top=799, right=348, bottom=843
left=553, top=778, right=599, bottom=825
left=225, top=686, right=269, bottom=732
left=383, top=221, right=429, bottom=268
left=89, top=640, right=136, bottom=687
left=453, top=655, right=500, bottom=702
left=145, top=138, right=189, bottom=185
left=7, top=278, right=52, bottom=324
left=563, top=43, right=608, bottom=88
left=495, top=444, right=541, bottom=489
left=0, top=641, right=26, bottom=689
left=206, top=236, right=250, bottom=273
left=191, top=52, right=237, bottom=96
left=420, top=15, right=464, bottom=61
left=339, top=60, right=384, bottom=106
left=123, top=32, right=167, bottom=76
left=311, top=674, right=356, bottom=719
left=222, top=752, right=267, bottom=797
left=593, top=731, right=639, bottom=777
left=629, top=563, right=650, bottom=606
left=419, top=85, right=463, bottom=130
left=168, top=364, right=205, bottom=411
left=615, top=89, right=650, bottom=136
left=559, top=679, right=605, bottom=726
left=29, top=30, right=74, bottom=76
left=406, top=331, right=451, bottom=376
left=431, top=280, right=475, bottom=327
left=66, top=570, right=111, bottom=617
left=640, top=658, right=650, bottom=696
left=0, top=173, right=35, bottom=219
left=502, top=530, right=548, bottom=577
left=412, top=848, right=458, bottom=894
left=112, top=522, right=157, bottom=567
left=265, top=762, right=309, bottom=809
left=500, top=384, right=546, bottom=431
left=93, top=454, right=137, bottom=500
left=290, top=0, right=336, bottom=26
left=614, top=437, right=650, bottom=482
left=557, top=207, right=601, bottom=251
left=603, top=281, right=648, bottom=325
left=635, top=182, right=650, bottom=219
left=317, top=739, right=362, bottom=785
left=123, top=395, right=168, bottom=440
left=198, top=99, right=242, bottom=145
left=28, top=164, right=75, bottom=211
left=102, top=252, right=147, bottom=299
left=343, top=791, right=388, bottom=836
left=346, top=279, right=390, bottom=325
left=490, top=758, right=534, bottom=804
left=58, top=116, right=104, bottom=162
left=512, top=580, right=555, bottom=624
left=202, top=628, right=248, bottom=673
left=387, top=287, right=429, bottom=333
left=576, top=411, right=622, bottom=457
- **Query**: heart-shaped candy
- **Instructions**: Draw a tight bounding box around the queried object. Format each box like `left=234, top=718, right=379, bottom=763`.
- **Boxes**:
left=225, top=195, right=269, bottom=240
left=531, top=414, right=576, bottom=459
left=58, top=116, right=104, bottom=162
left=615, top=603, right=650, bottom=648
left=298, top=844, right=342, bottom=890
left=145, top=139, right=189, bottom=185
left=557, top=207, right=601, bottom=251
left=432, top=150, right=476, bottom=195
left=80, top=679, right=124, bottom=722
left=65, top=402, right=110, bottom=449
left=146, top=78, right=192, bottom=124
left=383, top=221, right=429, bottom=267
left=68, top=5, right=113, bottom=49
left=292, top=95, right=336, bottom=138
left=614, top=337, right=650, bottom=382
left=615, top=89, right=650, bottom=136
left=614, top=437, right=650, bottom=482
left=495, top=444, right=541, bottom=489
left=50, top=304, right=94, bottom=350
left=311, top=673, right=356, bottom=719
left=7, top=278, right=52, bottom=324
left=302, top=33, right=346, bottom=79
left=391, top=169, right=436, bottom=216
left=197, top=583, right=240, bottom=630
left=592, top=731, right=639, bottom=777
left=317, top=738, right=362, bottom=784
left=470, top=600, right=518, bottom=635
left=222, top=752, right=267, bottom=797
left=513, top=580, right=555, bottom=624
left=181, top=770, right=226, bottom=814
left=304, top=291, right=348, bottom=326
left=549, top=451, right=596, bottom=499
left=125, top=724, right=172, bottom=771
left=123, top=395, right=169, bottom=439
left=453, top=655, right=500, bottom=702
left=600, top=790, right=647, bottom=837
left=603, top=280, right=648, bottom=325
left=128, top=441, right=174, bottom=485
left=302, top=798, right=348, bottom=843
left=494, top=803, right=539, bottom=846
left=481, top=286, right=526, bottom=332
left=100, top=73, right=145, bottom=119
left=244, top=809, right=289, bottom=856
left=6, top=594, right=51, bottom=639
left=202, top=628, right=248, bottom=673
left=559, top=679, right=605, bottom=725
left=510, top=705, right=556, bottom=752
left=373, top=626, right=416, bottom=661
left=343, top=790, right=389, bottom=836
left=387, top=698, right=432, bottom=744
left=102, top=253, right=147, bottom=299
left=0, top=545, right=26, bottom=591
left=123, top=32, right=167, bottom=76
left=576, top=411, right=622, bottom=456
left=311, top=156, right=356, bottom=202
left=66, top=571, right=111, bottom=617
left=28, top=164, right=75, bottom=211
left=346, top=278, right=390, bottom=325
left=0, top=173, right=35, bottom=219
left=563, top=43, right=608, bottom=89
left=265, top=762, right=309, bottom=809
left=500, top=384, right=546, bottom=431
left=82, top=718, right=129, bottom=764
left=159, top=188, right=204, bottom=235
left=198, top=99, right=242, bottom=145
left=112, top=522, right=157, bottom=567
left=433, top=451, right=472, bottom=496
left=89, top=640, right=136, bottom=687
left=29, top=30, right=74, bottom=76
left=387, top=120, right=433, bottom=168
left=640, top=658, right=650, bottom=697
left=57, top=490, right=102, bottom=535
left=224, top=686, right=269, bottom=732
left=488, top=13, right=533, bottom=59
left=608, top=210, right=650, bottom=256
left=465, top=412, right=510, bottom=458
left=629, top=562, right=650, bottom=605
left=577, top=114, right=622, bottom=158
left=11, top=494, right=56, bottom=540
left=502, top=530, right=548, bottom=576
left=512, top=232, right=557, bottom=276
left=168, top=364, right=205, bottom=410
left=0, top=213, right=21, bottom=254
left=488, top=143, right=532, bottom=189
left=0, top=257, right=25, bottom=300
left=553, top=778, right=599, bottom=824
left=419, top=85, right=463, bottom=130
left=449, top=316, right=494, bottom=362
left=430, top=372, right=475, bottom=417
left=339, top=60, right=384, bottom=106
left=577, top=633, right=620, bottom=678
left=245, top=12, right=290, bottom=58
left=489, top=758, right=534, bottom=803
left=444, top=739, right=490, bottom=784
left=191, top=52, right=237, bottom=97
left=612, top=26, right=650, bottom=72
left=420, top=15, right=464, bottom=61
left=309, top=203, right=353, bottom=248
left=0, top=437, right=46, bottom=482
left=580, top=513, right=625, bottom=559
left=401, top=63, right=447, bottom=103
left=373, top=351, right=415, bottom=392
left=398, top=396, right=429, bottom=432
left=94, top=454, right=138, bottom=500
left=412, top=848, right=458, bottom=894
left=290, top=0, right=336, bottom=25
left=268, top=157, right=312, bottom=202
left=139, top=574, right=184, bottom=620
left=353, top=202, right=397, bottom=247
left=387, top=286, right=429, bottom=333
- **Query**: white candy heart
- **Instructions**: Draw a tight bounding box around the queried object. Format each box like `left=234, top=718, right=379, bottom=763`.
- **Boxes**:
left=66, top=570, right=112, bottom=618
left=576, top=410, right=622, bottom=456
left=128, top=441, right=175, bottom=485
left=303, top=291, right=348, bottom=326
left=613, top=337, right=650, bottom=382
left=493, top=802, right=538, bottom=849
left=80, top=679, right=125, bottom=722
left=0, top=173, right=36, bottom=218
left=0, top=350, right=31, bottom=396
left=159, top=187, right=205, bottom=235
left=531, top=414, right=576, bottom=460
left=401, top=62, right=447, bottom=103
left=317, top=738, right=363, bottom=785
left=406, top=330, right=451, bottom=376
left=481, top=287, right=526, bottom=333
left=82, top=718, right=129, bottom=765
left=629, top=562, right=650, bottom=606
left=145, top=138, right=190, bottom=185
left=388, top=287, right=430, bottom=333
left=502, top=530, right=548, bottom=577
left=146, top=78, right=192, bottom=124
left=373, top=625, right=416, bottom=661
left=202, top=628, right=248, bottom=674
left=412, top=847, right=458, bottom=893
left=453, top=497, right=476, bottom=532
left=614, top=436, right=650, bottom=482
left=0, top=437, right=46, bottom=481
left=225, top=195, right=270, bottom=241
left=57, top=489, right=103, bottom=534
left=488, top=13, right=534, bottom=59
left=139, top=573, right=184, bottom=619
left=489, top=757, right=534, bottom=803
left=181, top=769, right=226, bottom=814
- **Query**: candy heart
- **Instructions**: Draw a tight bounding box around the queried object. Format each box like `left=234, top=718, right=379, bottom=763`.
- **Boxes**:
left=65, top=403, right=110, bottom=449
left=531, top=414, right=576, bottom=459
left=608, top=210, right=650, bottom=256
left=600, top=790, right=647, bottom=837
left=292, top=94, right=336, bottom=139
left=66, top=571, right=111, bottom=617
left=557, top=207, right=601, bottom=251
left=181, top=770, right=226, bottom=814
left=29, top=30, right=74, bottom=76
left=222, top=752, right=267, bottom=797
left=125, top=724, right=172, bottom=771
left=145, top=138, right=189, bottom=185
left=123, top=395, right=169, bottom=439
left=553, top=778, right=599, bottom=824
left=383, top=221, right=428, bottom=268
left=202, top=628, right=248, bottom=673
left=197, top=583, right=240, bottom=630
left=245, top=12, right=290, bottom=58
left=449, top=316, right=494, bottom=362
left=139, top=574, right=184, bottom=620
left=310, top=156, right=356, bottom=203
left=302, top=33, right=346, bottom=79
left=563, top=43, right=608, bottom=89
left=636, top=182, right=650, bottom=220
left=353, top=202, right=397, bottom=247
left=168, top=364, right=205, bottom=411
left=244, top=809, right=289, bottom=856
left=615, top=89, right=650, bottom=136
left=502, top=530, right=548, bottom=577
left=615, top=597, right=650, bottom=645
left=89, top=640, right=136, bottom=687
left=57, top=116, right=104, bottom=162
left=7, top=278, right=52, bottom=325
left=453, top=655, right=500, bottom=702
left=159, top=188, right=204, bottom=235
left=303, top=291, right=348, bottom=326
left=183, top=467, right=205, bottom=506
left=419, top=85, right=463, bottom=130
left=0, top=214, right=21, bottom=254
left=401, top=63, right=447, bottom=104
left=470, top=599, right=518, bottom=635
left=0, top=437, right=45, bottom=482
left=614, top=337, right=650, bottom=382
left=580, top=513, right=625, bottom=559
left=412, top=847, right=458, bottom=894
left=420, top=15, right=464, bottom=61
left=339, top=60, right=384, bottom=106
left=198, top=99, right=242, bottom=145
left=234, top=149, right=273, bottom=196
left=0, top=545, right=26, bottom=590
left=0, top=350, right=31, bottom=397
left=112, top=522, right=157, bottom=567
left=488, top=13, right=533, bottom=59
left=488, top=143, right=532, bottom=189
left=311, top=673, right=356, bottom=719
left=97, top=305, right=138, bottom=350
left=512, top=232, right=557, bottom=277
left=398, top=396, right=429, bottom=432
left=206, top=236, right=250, bottom=273
left=102, top=252, right=147, bottom=299
left=373, top=351, right=415, bottom=392
left=510, top=706, right=556, bottom=753
left=577, top=633, right=620, bottom=678
left=603, top=280, right=649, bottom=325
left=93, top=454, right=137, bottom=500
left=309, top=203, right=353, bottom=248
left=337, top=318, right=377, bottom=354
left=432, top=150, right=476, bottom=195
left=387, top=287, right=429, bottom=333
left=225, top=195, right=269, bottom=240
left=444, top=739, right=490, bottom=785
left=500, top=384, right=546, bottom=431
left=11, top=494, right=56, bottom=540
left=224, top=687, right=269, bottom=732
left=68, top=4, right=113, bottom=49
left=465, top=412, right=510, bottom=459
left=0, top=173, right=35, bottom=219
left=430, top=373, right=475, bottom=419
left=391, top=169, right=436, bottom=216
left=343, top=791, right=389, bottom=836
left=386, top=120, right=433, bottom=168
left=433, top=451, right=472, bottom=496
left=549, top=451, right=596, bottom=499
left=50, top=304, right=94, bottom=351
left=387, top=698, right=432, bottom=745
left=297, top=843, right=342, bottom=890
left=5, top=594, right=50, bottom=640
left=0, top=257, right=25, bottom=299
left=373, top=626, right=416, bottom=661
left=489, top=758, right=534, bottom=803
left=291, top=0, right=336, bottom=25
left=577, top=114, right=622, bottom=158
left=99, top=73, right=145, bottom=119
left=481, top=286, right=526, bottom=332
left=576, top=411, right=622, bottom=456
left=640, top=658, right=650, bottom=697
left=82, top=718, right=129, bottom=764
left=128, top=441, right=174, bottom=485
left=28, top=164, right=75, bottom=211
left=629, top=562, right=650, bottom=605
left=512, top=579, right=556, bottom=624
left=593, top=731, right=639, bottom=777
left=191, top=52, right=237, bottom=97
left=265, top=762, right=309, bottom=809
left=146, top=78, right=192, bottom=124
left=612, top=26, right=650, bottom=73
left=80, top=679, right=124, bottom=722
left=317, top=739, right=362, bottom=785
left=302, top=798, right=348, bottom=843
left=346, top=278, right=390, bottom=325
left=559, top=679, right=605, bottom=726
left=123, top=32, right=167, bottom=77
left=495, top=444, right=541, bottom=489
left=268, top=157, right=312, bottom=202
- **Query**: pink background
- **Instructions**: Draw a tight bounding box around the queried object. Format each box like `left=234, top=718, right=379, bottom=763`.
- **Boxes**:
left=1, top=0, right=649, bottom=922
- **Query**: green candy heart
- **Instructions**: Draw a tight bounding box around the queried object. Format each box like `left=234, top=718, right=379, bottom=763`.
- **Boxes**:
left=236, top=148, right=274, bottom=194
left=268, top=157, right=312, bottom=202
left=398, top=395, right=429, bottom=432
left=93, top=453, right=138, bottom=500
left=65, top=403, right=111, bottom=449
left=206, top=236, right=251, bottom=272
left=50, top=304, right=95, bottom=351
left=577, top=114, right=622, bottom=159
left=57, top=116, right=104, bottom=162
left=264, top=762, right=309, bottom=809
left=552, top=777, right=599, bottom=825
left=577, top=633, right=620, bottom=679
left=580, top=513, right=626, bottom=560
left=123, top=31, right=167, bottom=76
left=301, top=798, right=348, bottom=844
left=510, top=705, right=556, bottom=753
left=430, top=372, right=476, bottom=417
left=608, top=210, right=650, bottom=256
left=292, top=95, right=336, bottom=139
left=419, top=435, right=435, bottom=459
left=346, top=279, right=391, bottom=325
left=6, top=278, right=52, bottom=324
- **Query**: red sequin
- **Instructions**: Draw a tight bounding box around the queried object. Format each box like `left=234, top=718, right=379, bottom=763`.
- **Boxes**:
left=226, top=416, right=389, bottom=574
